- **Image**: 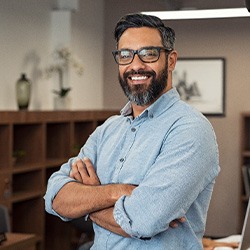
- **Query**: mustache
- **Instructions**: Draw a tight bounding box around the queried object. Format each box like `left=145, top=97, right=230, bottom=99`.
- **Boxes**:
left=123, top=69, right=156, bottom=79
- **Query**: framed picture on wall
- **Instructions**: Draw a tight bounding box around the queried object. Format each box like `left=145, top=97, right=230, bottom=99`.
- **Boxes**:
left=173, top=57, right=225, bottom=116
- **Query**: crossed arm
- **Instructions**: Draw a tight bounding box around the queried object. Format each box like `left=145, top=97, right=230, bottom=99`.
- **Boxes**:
left=52, top=157, right=135, bottom=237
left=52, top=157, right=184, bottom=237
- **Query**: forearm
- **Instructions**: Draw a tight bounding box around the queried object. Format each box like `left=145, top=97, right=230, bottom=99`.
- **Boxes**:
left=52, top=181, right=135, bottom=218
left=90, top=207, right=130, bottom=238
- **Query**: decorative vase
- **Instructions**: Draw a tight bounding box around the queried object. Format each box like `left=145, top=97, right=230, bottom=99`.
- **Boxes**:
left=16, top=73, right=31, bottom=110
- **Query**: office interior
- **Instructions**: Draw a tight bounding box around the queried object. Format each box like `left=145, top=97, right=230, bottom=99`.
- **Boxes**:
left=0, top=0, right=250, bottom=249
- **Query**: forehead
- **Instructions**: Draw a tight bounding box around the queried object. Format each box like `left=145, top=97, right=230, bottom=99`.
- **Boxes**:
left=118, top=27, right=162, bottom=49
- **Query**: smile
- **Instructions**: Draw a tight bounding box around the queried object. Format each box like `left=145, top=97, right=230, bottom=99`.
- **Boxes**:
left=130, top=75, right=148, bottom=81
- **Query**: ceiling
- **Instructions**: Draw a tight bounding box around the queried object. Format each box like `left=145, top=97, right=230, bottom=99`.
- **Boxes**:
left=132, top=0, right=247, bottom=14
left=162, top=0, right=246, bottom=10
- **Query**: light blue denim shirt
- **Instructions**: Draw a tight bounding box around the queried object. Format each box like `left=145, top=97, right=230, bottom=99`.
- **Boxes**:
left=44, top=88, right=220, bottom=250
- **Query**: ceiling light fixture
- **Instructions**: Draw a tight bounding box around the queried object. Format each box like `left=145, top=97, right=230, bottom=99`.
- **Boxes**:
left=141, top=8, right=250, bottom=20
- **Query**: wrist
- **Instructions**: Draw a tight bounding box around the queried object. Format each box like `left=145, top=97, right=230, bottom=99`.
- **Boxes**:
left=106, top=183, right=135, bottom=202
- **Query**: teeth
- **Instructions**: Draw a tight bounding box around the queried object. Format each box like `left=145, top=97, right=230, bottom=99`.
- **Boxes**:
left=131, top=75, right=148, bottom=80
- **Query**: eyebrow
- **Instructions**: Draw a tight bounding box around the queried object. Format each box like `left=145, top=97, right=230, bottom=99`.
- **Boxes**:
left=117, top=46, right=163, bottom=51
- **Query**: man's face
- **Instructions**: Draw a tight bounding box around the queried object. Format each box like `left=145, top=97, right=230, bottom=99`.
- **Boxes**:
left=117, top=27, right=169, bottom=106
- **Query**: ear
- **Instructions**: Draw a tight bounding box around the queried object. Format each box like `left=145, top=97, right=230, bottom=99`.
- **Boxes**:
left=168, top=51, right=178, bottom=72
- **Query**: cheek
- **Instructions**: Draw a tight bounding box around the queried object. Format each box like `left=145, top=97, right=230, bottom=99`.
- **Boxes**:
left=118, top=66, right=126, bottom=77
left=152, top=64, right=166, bottom=77
left=153, top=56, right=167, bottom=73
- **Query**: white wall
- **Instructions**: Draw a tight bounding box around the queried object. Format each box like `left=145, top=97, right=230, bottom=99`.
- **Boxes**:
left=71, top=0, right=104, bottom=110
left=0, top=0, right=104, bottom=110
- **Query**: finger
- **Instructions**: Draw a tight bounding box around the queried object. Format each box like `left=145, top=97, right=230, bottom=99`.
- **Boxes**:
left=169, top=220, right=178, bottom=228
left=69, top=169, right=82, bottom=182
left=70, top=162, right=83, bottom=182
left=178, top=217, right=186, bottom=223
left=83, top=157, right=100, bottom=184
left=71, top=159, right=89, bottom=181
left=75, top=159, right=90, bottom=178
left=83, top=158, right=96, bottom=176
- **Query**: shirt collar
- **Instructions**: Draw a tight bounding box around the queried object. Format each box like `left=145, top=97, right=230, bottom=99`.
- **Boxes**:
left=120, top=102, right=133, bottom=117
left=120, top=88, right=180, bottom=118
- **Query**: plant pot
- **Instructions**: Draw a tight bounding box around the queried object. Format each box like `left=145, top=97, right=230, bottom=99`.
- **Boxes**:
left=54, top=95, right=71, bottom=110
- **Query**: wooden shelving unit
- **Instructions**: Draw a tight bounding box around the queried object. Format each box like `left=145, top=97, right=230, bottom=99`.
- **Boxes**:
left=0, top=110, right=118, bottom=250
left=240, top=113, right=250, bottom=230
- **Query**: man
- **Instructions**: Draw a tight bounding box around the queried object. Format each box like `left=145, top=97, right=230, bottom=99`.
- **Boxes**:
left=44, top=13, right=220, bottom=249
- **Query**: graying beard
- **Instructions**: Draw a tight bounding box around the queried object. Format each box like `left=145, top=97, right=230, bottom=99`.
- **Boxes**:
left=127, top=89, right=153, bottom=106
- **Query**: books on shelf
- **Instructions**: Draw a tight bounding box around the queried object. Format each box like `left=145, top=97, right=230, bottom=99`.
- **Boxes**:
left=242, top=165, right=250, bottom=197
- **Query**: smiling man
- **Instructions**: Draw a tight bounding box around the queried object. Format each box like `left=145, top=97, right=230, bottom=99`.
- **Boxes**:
left=44, top=13, right=220, bottom=249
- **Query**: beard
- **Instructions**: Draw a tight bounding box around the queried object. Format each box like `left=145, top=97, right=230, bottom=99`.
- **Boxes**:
left=118, top=64, right=168, bottom=106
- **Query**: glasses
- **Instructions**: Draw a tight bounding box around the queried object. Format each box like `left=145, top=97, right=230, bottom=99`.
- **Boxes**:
left=112, top=46, right=172, bottom=65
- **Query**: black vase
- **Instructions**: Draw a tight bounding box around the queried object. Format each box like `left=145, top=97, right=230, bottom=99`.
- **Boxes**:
left=16, top=73, right=31, bottom=110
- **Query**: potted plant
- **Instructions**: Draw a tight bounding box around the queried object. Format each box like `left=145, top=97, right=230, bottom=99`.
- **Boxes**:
left=12, top=149, right=26, bottom=164
left=45, top=47, right=84, bottom=108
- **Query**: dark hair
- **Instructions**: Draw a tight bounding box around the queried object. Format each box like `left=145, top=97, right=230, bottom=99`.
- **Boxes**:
left=114, top=13, right=176, bottom=50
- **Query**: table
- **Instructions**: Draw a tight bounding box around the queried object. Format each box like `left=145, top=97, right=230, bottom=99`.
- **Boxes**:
left=0, top=233, right=37, bottom=250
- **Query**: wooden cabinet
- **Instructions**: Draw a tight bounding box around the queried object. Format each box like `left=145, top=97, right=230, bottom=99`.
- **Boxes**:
left=0, top=233, right=37, bottom=250
left=240, top=112, right=250, bottom=228
left=0, top=110, right=118, bottom=250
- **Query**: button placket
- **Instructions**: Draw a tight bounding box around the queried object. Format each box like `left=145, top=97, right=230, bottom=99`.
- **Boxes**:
left=116, top=122, right=139, bottom=179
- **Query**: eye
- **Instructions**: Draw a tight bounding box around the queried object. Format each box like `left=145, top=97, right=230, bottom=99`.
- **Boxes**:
left=119, top=50, right=132, bottom=59
left=140, top=48, right=158, bottom=58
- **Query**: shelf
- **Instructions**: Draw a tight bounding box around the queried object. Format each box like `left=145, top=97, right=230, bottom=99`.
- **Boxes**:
left=0, top=110, right=118, bottom=250
left=0, top=172, right=12, bottom=201
left=74, top=121, right=95, bottom=151
left=45, top=213, right=73, bottom=250
left=13, top=167, right=41, bottom=183
left=46, top=123, right=71, bottom=159
left=45, top=157, right=69, bottom=167
left=12, top=163, right=44, bottom=173
left=240, top=113, right=250, bottom=228
left=11, top=191, right=43, bottom=203
left=13, top=123, right=44, bottom=164
left=241, top=195, right=249, bottom=202
left=0, top=124, right=11, bottom=169
left=12, top=198, right=44, bottom=236
left=242, top=151, right=250, bottom=157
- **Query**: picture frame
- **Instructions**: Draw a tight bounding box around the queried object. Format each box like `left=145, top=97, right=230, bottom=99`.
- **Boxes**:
left=173, top=57, right=225, bottom=116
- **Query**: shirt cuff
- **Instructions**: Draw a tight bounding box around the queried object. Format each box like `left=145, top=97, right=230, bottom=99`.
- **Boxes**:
left=113, top=195, right=142, bottom=239
left=44, top=178, right=77, bottom=221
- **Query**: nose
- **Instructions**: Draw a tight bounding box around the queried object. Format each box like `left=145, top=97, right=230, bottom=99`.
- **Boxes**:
left=130, top=54, right=146, bottom=71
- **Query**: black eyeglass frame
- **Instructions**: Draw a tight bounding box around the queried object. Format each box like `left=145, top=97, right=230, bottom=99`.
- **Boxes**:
left=112, top=46, right=173, bottom=65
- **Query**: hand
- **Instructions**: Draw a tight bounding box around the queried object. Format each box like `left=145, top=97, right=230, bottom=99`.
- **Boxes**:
left=70, top=157, right=100, bottom=185
left=169, top=217, right=186, bottom=228
left=202, top=237, right=239, bottom=249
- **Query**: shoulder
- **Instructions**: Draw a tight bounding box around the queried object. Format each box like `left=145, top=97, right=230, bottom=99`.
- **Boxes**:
left=162, top=97, right=213, bottom=132
left=93, top=114, right=127, bottom=136
left=162, top=100, right=218, bottom=149
left=98, top=114, right=125, bottom=128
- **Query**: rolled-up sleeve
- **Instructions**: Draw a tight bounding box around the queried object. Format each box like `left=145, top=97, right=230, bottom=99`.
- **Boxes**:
left=44, top=126, right=101, bottom=221
left=44, top=157, right=78, bottom=221
left=113, top=117, right=220, bottom=239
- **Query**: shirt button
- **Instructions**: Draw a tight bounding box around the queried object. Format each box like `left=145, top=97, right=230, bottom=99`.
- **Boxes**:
left=149, top=114, right=154, bottom=118
left=131, top=127, right=136, bottom=132
left=119, top=158, right=124, bottom=162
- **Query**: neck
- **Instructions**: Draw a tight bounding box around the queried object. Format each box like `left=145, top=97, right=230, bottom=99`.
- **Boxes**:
left=131, top=103, right=150, bottom=118
left=131, top=86, right=173, bottom=118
